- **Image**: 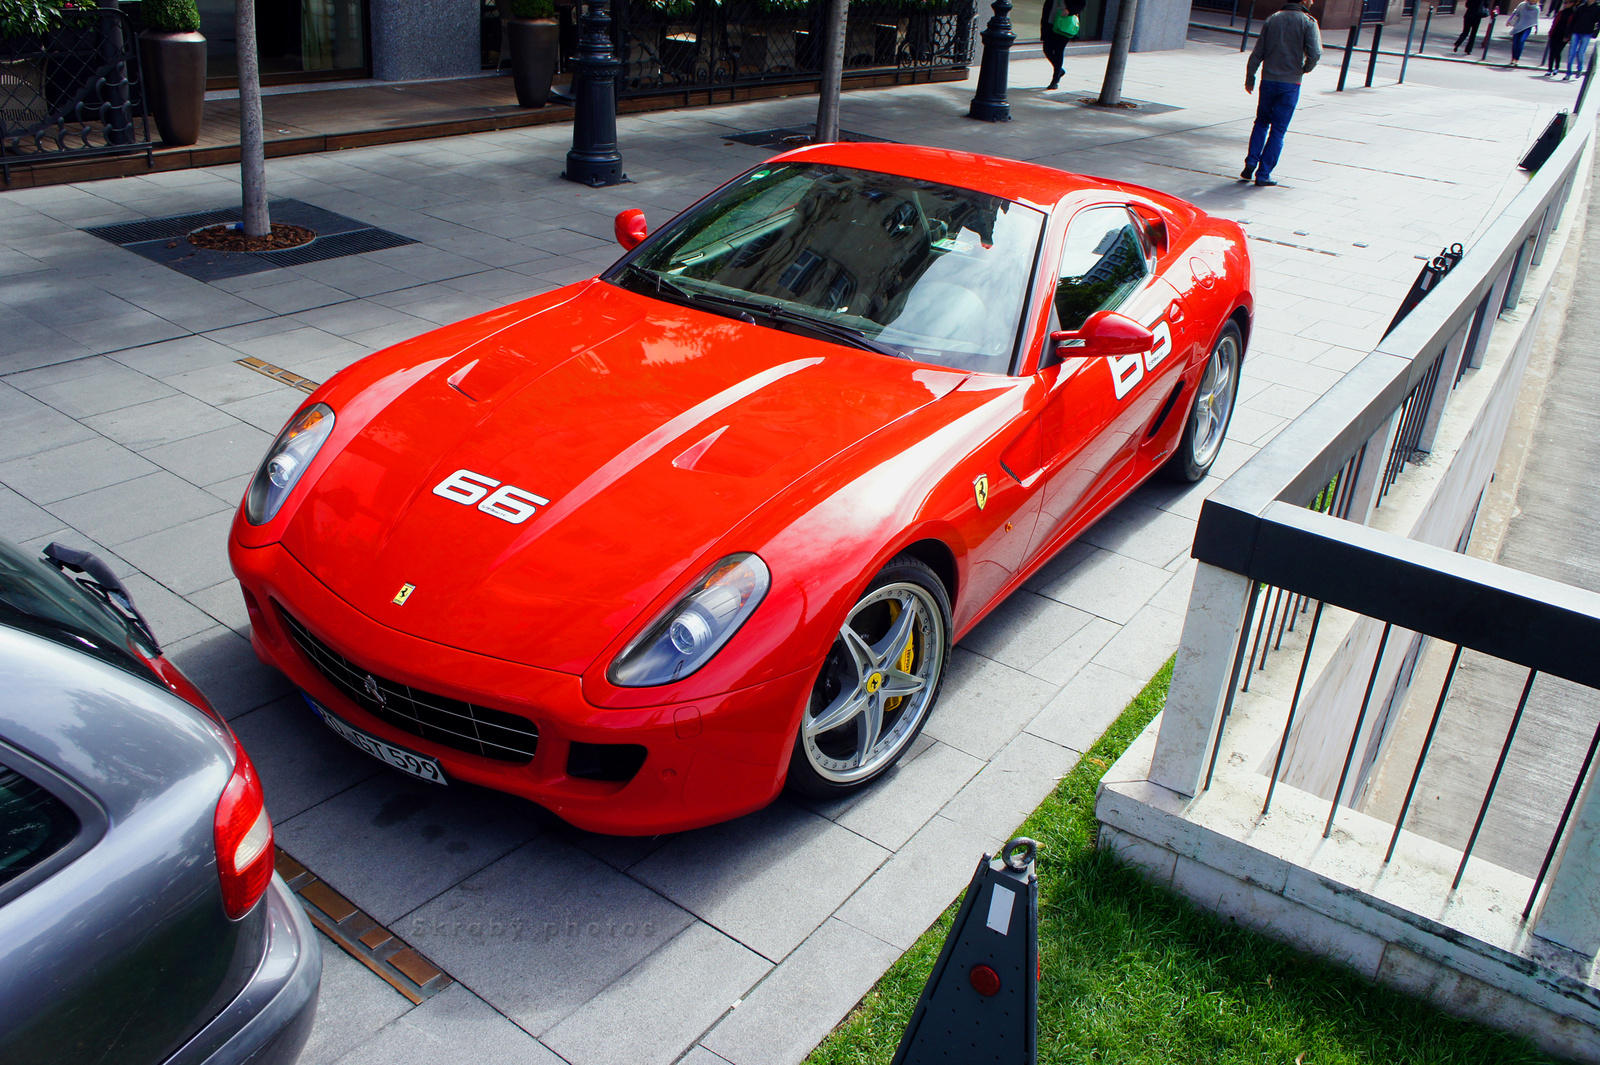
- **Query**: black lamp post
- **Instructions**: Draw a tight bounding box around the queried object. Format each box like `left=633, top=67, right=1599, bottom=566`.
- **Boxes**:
left=967, top=0, right=1015, bottom=121
left=563, top=0, right=626, bottom=187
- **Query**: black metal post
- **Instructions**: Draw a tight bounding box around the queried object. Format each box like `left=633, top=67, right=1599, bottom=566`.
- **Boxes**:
left=1366, top=22, right=1384, bottom=85
left=1240, top=1, right=1254, bottom=50
left=968, top=0, right=1015, bottom=120
left=1418, top=4, right=1433, bottom=54
left=1230, top=0, right=1241, bottom=27
left=563, top=0, right=626, bottom=187
left=1577, top=45, right=1597, bottom=112
left=1399, top=1, right=1423, bottom=80
left=1480, top=13, right=1496, bottom=59
left=1337, top=21, right=1360, bottom=89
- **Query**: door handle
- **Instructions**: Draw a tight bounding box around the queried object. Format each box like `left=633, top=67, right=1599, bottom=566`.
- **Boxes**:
left=1168, top=300, right=1185, bottom=323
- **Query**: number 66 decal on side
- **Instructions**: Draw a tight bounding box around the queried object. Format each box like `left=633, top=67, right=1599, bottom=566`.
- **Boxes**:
left=432, top=469, right=551, bottom=525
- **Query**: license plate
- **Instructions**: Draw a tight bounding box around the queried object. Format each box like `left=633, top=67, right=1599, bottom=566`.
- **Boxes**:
left=303, top=694, right=447, bottom=785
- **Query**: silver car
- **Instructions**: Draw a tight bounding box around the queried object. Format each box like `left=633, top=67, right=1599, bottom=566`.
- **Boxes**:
left=0, top=537, right=320, bottom=1064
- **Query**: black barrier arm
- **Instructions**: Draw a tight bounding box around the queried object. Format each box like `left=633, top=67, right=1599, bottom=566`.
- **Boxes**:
left=891, top=838, right=1040, bottom=1065
left=1384, top=243, right=1465, bottom=338
left=1367, top=21, right=1384, bottom=85
left=1337, top=21, right=1361, bottom=88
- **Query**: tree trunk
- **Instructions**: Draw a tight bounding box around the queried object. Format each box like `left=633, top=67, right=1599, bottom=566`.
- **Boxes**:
left=815, top=0, right=849, bottom=142
left=1098, top=0, right=1139, bottom=106
left=236, top=0, right=270, bottom=237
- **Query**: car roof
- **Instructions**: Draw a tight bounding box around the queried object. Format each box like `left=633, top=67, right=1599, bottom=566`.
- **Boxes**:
left=766, top=141, right=1174, bottom=212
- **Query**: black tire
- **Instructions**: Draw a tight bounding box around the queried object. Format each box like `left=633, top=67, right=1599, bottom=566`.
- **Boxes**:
left=1165, top=320, right=1243, bottom=483
left=786, top=555, right=953, bottom=800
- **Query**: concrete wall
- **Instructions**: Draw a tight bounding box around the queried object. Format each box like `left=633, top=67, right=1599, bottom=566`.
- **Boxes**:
left=1103, top=0, right=1191, bottom=51
left=371, top=0, right=483, bottom=82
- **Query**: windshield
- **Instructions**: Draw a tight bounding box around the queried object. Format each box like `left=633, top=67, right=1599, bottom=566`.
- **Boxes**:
left=621, top=163, right=1046, bottom=373
left=0, top=539, right=156, bottom=674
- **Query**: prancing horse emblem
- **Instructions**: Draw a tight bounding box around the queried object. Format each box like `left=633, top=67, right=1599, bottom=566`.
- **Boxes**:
left=973, top=474, right=989, bottom=511
left=392, top=583, right=415, bottom=605
left=363, top=674, right=387, bottom=708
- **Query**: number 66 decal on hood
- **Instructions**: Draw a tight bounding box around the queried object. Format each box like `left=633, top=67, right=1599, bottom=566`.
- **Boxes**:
left=432, top=469, right=552, bottom=525
left=1109, top=320, right=1173, bottom=401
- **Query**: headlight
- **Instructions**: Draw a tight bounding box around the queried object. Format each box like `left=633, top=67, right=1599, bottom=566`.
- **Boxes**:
left=608, top=554, right=770, bottom=687
left=244, top=403, right=335, bottom=525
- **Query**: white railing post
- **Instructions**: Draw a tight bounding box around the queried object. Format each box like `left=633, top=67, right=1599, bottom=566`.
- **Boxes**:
left=1416, top=324, right=1472, bottom=454
left=1532, top=757, right=1600, bottom=960
left=1150, top=563, right=1255, bottom=796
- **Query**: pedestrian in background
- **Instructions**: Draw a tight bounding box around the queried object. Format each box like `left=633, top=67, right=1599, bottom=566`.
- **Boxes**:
left=1566, top=0, right=1600, bottom=75
left=1545, top=0, right=1575, bottom=71
left=1455, top=0, right=1490, bottom=52
left=1041, top=0, right=1085, bottom=90
left=1507, top=0, right=1540, bottom=62
left=1242, top=0, right=1322, bottom=187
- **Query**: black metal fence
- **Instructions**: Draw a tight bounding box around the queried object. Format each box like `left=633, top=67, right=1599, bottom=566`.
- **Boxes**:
left=1182, top=63, right=1600, bottom=924
left=609, top=0, right=974, bottom=95
left=0, top=9, right=153, bottom=182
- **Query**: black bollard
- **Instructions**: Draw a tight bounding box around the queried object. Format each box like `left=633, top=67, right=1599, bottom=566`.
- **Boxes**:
left=968, top=0, right=1015, bottom=122
left=563, top=0, right=626, bottom=187
left=1239, top=2, right=1254, bottom=50
left=1418, top=4, right=1433, bottom=53
left=1366, top=22, right=1383, bottom=85
left=1479, top=13, right=1496, bottom=59
left=1336, top=20, right=1360, bottom=89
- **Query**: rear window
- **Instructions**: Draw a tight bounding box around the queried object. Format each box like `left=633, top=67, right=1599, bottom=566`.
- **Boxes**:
left=0, top=762, right=79, bottom=888
left=0, top=540, right=155, bottom=678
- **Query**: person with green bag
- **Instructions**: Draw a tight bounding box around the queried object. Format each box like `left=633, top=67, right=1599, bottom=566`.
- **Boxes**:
left=1041, top=0, right=1084, bottom=89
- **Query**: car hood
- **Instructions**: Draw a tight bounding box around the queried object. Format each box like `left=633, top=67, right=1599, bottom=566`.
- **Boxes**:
left=282, top=281, right=968, bottom=674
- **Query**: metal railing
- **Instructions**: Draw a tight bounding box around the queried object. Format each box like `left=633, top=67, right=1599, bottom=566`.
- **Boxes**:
left=1155, top=58, right=1600, bottom=932
left=0, top=9, right=153, bottom=183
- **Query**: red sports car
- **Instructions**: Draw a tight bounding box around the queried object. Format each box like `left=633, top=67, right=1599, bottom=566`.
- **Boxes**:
left=229, top=142, right=1251, bottom=835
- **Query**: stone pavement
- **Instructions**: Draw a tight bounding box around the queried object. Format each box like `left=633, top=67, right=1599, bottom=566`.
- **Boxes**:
left=0, top=41, right=1573, bottom=1065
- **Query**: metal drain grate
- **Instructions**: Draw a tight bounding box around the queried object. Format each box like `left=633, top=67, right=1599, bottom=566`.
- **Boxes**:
left=81, top=198, right=418, bottom=283
left=257, top=227, right=415, bottom=266
left=86, top=207, right=244, bottom=246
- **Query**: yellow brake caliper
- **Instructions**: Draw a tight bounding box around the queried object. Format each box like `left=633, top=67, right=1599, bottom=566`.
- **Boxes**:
left=884, top=600, right=916, bottom=713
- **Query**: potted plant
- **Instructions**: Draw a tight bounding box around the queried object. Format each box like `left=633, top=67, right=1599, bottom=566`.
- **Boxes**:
left=500, top=0, right=558, bottom=108
left=136, top=0, right=204, bottom=145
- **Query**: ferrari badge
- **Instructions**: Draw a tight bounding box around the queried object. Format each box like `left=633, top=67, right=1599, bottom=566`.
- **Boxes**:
left=392, top=583, right=416, bottom=606
left=973, top=474, right=989, bottom=511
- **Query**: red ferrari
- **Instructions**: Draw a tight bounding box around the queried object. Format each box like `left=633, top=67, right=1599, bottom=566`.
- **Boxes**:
left=229, top=142, right=1252, bottom=835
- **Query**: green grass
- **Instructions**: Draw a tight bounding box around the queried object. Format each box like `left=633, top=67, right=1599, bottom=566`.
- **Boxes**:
left=807, top=660, right=1560, bottom=1065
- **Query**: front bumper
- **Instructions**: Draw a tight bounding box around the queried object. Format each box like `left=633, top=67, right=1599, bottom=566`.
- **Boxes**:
left=231, top=542, right=808, bottom=835
left=168, top=874, right=321, bottom=1065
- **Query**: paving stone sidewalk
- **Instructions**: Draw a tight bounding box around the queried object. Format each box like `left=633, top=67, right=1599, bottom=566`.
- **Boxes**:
left=0, top=41, right=1572, bottom=1065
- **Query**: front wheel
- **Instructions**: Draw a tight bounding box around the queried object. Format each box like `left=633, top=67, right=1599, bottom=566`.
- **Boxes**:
left=786, top=555, right=952, bottom=799
left=1165, top=320, right=1243, bottom=482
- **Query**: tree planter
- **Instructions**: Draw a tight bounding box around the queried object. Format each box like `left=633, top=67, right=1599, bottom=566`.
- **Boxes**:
left=504, top=18, right=559, bottom=107
left=137, top=30, right=205, bottom=145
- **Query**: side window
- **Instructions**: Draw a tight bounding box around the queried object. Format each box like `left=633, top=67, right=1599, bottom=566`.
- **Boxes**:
left=0, top=761, right=79, bottom=889
left=1054, top=206, right=1150, bottom=331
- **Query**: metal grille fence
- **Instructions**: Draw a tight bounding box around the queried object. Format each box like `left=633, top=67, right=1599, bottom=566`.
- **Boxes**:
left=609, top=0, right=974, bottom=95
left=0, top=9, right=153, bottom=182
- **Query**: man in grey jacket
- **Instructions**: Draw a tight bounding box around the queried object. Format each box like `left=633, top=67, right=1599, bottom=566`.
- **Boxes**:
left=1242, top=0, right=1322, bottom=187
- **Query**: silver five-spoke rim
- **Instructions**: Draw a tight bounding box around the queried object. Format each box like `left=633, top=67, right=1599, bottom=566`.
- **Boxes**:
left=802, top=582, right=945, bottom=784
left=1190, top=333, right=1238, bottom=468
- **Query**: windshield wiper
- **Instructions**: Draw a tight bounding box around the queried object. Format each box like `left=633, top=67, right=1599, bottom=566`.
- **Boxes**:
left=686, top=291, right=910, bottom=359
left=618, top=265, right=907, bottom=359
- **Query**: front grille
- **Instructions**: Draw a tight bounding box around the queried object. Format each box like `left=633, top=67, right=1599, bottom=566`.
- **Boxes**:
left=279, top=608, right=537, bottom=764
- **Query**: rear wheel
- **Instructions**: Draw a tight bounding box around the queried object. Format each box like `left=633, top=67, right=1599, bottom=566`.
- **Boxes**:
left=1166, top=320, right=1242, bottom=482
left=786, top=556, right=951, bottom=799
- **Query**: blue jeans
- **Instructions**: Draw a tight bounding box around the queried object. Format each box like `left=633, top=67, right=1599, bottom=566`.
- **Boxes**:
left=1246, top=81, right=1300, bottom=181
left=1512, top=27, right=1533, bottom=61
left=1569, top=33, right=1594, bottom=74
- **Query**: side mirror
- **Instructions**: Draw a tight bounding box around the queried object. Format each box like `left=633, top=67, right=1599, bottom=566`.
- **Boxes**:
left=1050, top=310, right=1153, bottom=358
left=615, top=209, right=648, bottom=250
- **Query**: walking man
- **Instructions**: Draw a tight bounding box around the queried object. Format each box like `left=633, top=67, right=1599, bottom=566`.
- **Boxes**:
left=1243, top=0, right=1322, bottom=188
left=1566, top=0, right=1600, bottom=76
